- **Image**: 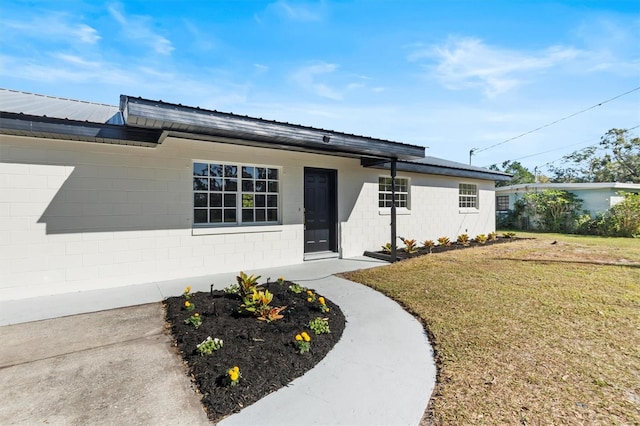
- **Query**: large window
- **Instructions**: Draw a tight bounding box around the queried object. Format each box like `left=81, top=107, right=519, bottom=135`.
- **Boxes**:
left=496, top=195, right=509, bottom=211
left=378, top=177, right=409, bottom=208
left=193, top=162, right=280, bottom=225
left=459, top=183, right=478, bottom=209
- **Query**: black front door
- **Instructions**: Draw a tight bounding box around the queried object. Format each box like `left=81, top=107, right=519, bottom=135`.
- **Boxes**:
left=304, top=168, right=337, bottom=253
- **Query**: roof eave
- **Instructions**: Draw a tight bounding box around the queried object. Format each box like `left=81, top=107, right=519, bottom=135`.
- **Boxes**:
left=370, top=160, right=513, bottom=181
left=121, top=96, right=425, bottom=161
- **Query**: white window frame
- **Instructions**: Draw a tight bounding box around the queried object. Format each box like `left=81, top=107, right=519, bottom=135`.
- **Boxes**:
left=378, top=176, right=410, bottom=211
left=193, top=161, right=281, bottom=227
left=459, top=183, right=479, bottom=211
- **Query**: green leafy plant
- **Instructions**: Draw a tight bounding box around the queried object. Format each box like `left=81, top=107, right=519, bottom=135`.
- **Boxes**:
left=288, top=283, right=307, bottom=294
left=227, top=366, right=241, bottom=386
left=184, top=300, right=195, bottom=311
left=196, top=336, right=223, bottom=355
left=475, top=234, right=488, bottom=244
left=294, top=332, right=311, bottom=354
left=184, top=312, right=202, bottom=328
left=437, top=236, right=451, bottom=246
left=503, top=231, right=516, bottom=239
left=309, top=317, right=331, bottom=334
left=400, top=237, right=418, bottom=253
left=236, top=271, right=262, bottom=295
left=456, top=234, right=470, bottom=246
left=240, top=288, right=286, bottom=322
left=183, top=285, right=192, bottom=300
left=487, top=232, right=498, bottom=241
left=223, top=283, right=240, bottom=295
left=422, top=240, right=435, bottom=253
left=381, top=243, right=394, bottom=254
left=258, top=305, right=287, bottom=322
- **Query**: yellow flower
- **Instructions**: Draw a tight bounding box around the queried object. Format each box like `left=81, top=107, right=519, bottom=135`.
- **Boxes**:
left=194, top=313, right=199, bottom=317
left=278, top=276, right=285, bottom=281
left=301, top=332, right=311, bottom=342
left=318, top=297, right=326, bottom=305
left=185, top=286, right=191, bottom=292
left=228, top=367, right=240, bottom=382
left=307, top=297, right=313, bottom=302
left=295, top=334, right=302, bottom=341
left=184, top=301, right=191, bottom=307
left=307, top=290, right=313, bottom=296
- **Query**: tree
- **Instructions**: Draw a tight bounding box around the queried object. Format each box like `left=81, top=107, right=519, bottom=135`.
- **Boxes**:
left=489, top=160, right=536, bottom=187
left=549, top=128, right=640, bottom=183
left=515, top=190, right=583, bottom=233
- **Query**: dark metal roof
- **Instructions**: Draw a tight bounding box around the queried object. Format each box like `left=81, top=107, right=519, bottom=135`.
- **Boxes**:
left=370, top=156, right=512, bottom=181
left=0, top=112, right=162, bottom=147
left=120, top=96, right=425, bottom=161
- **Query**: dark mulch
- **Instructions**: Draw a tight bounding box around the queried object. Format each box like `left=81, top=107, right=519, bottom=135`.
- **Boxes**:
left=364, top=236, right=522, bottom=262
left=163, top=281, right=345, bottom=422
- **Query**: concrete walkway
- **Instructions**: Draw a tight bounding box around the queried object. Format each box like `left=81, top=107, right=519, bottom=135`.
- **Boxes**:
left=0, top=257, right=436, bottom=425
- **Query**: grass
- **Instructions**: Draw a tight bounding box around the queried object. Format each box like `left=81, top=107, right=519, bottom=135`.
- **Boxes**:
left=342, top=233, right=640, bottom=425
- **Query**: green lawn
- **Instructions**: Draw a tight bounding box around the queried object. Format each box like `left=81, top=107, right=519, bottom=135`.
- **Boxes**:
left=343, top=233, right=640, bottom=425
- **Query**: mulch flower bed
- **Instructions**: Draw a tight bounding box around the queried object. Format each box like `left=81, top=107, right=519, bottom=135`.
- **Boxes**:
left=364, top=235, right=521, bottom=262
left=164, top=280, right=345, bottom=422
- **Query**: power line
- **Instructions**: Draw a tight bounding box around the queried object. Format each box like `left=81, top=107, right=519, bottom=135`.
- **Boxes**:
left=472, top=86, right=640, bottom=156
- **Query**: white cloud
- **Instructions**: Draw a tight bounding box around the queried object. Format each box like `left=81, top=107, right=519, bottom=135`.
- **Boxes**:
left=107, top=3, right=174, bottom=55
left=267, top=1, right=326, bottom=22
left=291, top=62, right=343, bottom=100
left=410, top=37, right=581, bottom=97
left=3, top=15, right=100, bottom=44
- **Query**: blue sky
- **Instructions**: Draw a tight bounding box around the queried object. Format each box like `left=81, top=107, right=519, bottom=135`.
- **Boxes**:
left=1, top=1, right=639, bottom=172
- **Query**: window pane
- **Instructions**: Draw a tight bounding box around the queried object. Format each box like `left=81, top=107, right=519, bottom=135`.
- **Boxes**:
left=224, top=179, right=237, bottom=191
left=242, top=194, right=254, bottom=207
left=210, top=193, right=222, bottom=207
left=242, top=166, right=254, bottom=178
left=224, top=209, right=236, bottom=223
left=193, top=178, right=208, bottom=190
left=210, top=164, right=223, bottom=177
left=224, top=165, right=237, bottom=177
left=194, top=209, right=208, bottom=223
left=242, top=180, right=254, bottom=192
left=256, top=180, right=266, bottom=192
left=242, top=209, right=254, bottom=222
left=268, top=168, right=278, bottom=180
left=267, top=209, right=278, bottom=221
left=194, top=193, right=207, bottom=207
left=268, top=181, right=278, bottom=192
left=256, top=168, right=267, bottom=179
left=224, top=193, right=236, bottom=207
left=255, top=194, right=266, bottom=207
left=210, top=178, right=222, bottom=191
left=209, top=209, right=222, bottom=223
left=267, top=195, right=278, bottom=207
left=193, top=163, right=208, bottom=176
left=256, top=209, right=266, bottom=222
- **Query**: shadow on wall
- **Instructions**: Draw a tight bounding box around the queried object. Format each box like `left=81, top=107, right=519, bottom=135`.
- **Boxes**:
left=35, top=162, right=193, bottom=234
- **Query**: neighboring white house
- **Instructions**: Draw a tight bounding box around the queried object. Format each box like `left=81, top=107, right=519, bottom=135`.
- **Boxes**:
left=496, top=183, right=640, bottom=216
left=0, top=88, right=510, bottom=301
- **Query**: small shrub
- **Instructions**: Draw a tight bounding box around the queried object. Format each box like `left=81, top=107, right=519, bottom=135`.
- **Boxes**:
left=381, top=243, right=394, bottom=254
left=223, top=283, right=240, bottom=295
left=184, top=300, right=195, bottom=311
left=236, top=271, right=261, bottom=296
left=503, top=231, right=516, bottom=239
left=456, top=234, right=470, bottom=246
left=197, top=336, right=223, bottom=355
left=257, top=306, right=287, bottom=322
left=487, top=232, right=498, bottom=241
left=309, top=317, right=331, bottom=334
left=182, top=286, right=192, bottom=300
left=422, top=240, right=435, bottom=252
left=317, top=296, right=330, bottom=313
left=437, top=236, right=451, bottom=246
left=475, top=234, right=488, bottom=244
left=400, top=237, right=418, bottom=253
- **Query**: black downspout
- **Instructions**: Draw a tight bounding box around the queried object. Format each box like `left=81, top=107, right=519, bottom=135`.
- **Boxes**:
left=390, top=158, right=397, bottom=262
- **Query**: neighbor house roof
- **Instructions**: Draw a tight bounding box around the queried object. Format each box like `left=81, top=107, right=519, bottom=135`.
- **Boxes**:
left=496, top=182, right=640, bottom=192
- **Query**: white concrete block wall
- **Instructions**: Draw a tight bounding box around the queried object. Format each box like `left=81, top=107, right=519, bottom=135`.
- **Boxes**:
left=1, top=134, right=498, bottom=300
